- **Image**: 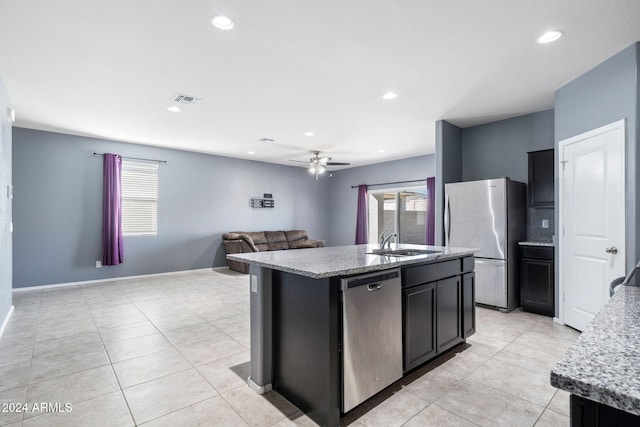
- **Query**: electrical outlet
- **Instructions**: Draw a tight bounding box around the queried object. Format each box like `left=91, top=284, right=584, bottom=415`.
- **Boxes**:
left=96, top=260, right=102, bottom=268
left=542, top=219, right=549, bottom=229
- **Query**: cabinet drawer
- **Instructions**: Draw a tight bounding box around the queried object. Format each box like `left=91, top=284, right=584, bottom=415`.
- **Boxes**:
left=403, top=260, right=460, bottom=287
left=520, top=246, right=554, bottom=260
left=462, top=256, right=474, bottom=273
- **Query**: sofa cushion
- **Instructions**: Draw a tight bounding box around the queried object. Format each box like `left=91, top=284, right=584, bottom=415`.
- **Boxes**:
left=286, top=230, right=325, bottom=249
left=244, top=231, right=269, bottom=251
left=265, top=231, right=289, bottom=251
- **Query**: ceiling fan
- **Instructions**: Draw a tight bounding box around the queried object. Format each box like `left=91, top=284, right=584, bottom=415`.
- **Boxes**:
left=289, top=151, right=351, bottom=180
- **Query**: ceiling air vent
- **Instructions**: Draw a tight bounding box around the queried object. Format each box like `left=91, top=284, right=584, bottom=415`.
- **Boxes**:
left=172, top=94, right=202, bottom=105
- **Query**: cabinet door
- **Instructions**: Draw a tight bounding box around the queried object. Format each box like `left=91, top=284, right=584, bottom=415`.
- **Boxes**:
left=436, top=276, right=463, bottom=353
left=520, top=258, right=554, bottom=316
left=403, top=282, right=436, bottom=372
left=461, top=272, right=476, bottom=338
left=528, top=149, right=555, bottom=207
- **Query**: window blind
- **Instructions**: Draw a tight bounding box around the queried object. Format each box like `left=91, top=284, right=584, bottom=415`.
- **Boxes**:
left=121, top=161, right=158, bottom=235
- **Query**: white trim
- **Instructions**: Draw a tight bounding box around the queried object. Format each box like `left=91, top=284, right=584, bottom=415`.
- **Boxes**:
left=12, top=267, right=227, bottom=293
left=0, top=305, right=15, bottom=339
left=557, top=118, right=626, bottom=326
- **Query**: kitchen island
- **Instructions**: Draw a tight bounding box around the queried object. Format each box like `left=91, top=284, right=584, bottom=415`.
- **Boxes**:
left=550, top=284, right=640, bottom=425
left=228, top=244, right=477, bottom=427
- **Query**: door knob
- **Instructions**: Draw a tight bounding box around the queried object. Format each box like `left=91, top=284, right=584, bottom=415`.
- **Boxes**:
left=606, top=247, right=618, bottom=254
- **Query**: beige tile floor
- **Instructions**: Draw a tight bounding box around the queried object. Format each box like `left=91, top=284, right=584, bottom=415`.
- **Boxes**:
left=0, top=269, right=579, bottom=426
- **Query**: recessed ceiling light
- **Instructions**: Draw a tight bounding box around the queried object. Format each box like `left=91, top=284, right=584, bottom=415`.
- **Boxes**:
left=304, top=131, right=315, bottom=136
left=167, top=106, right=181, bottom=112
left=377, top=149, right=385, bottom=153
left=537, top=30, right=563, bottom=44
left=248, top=151, right=255, bottom=154
left=382, top=91, right=398, bottom=100
left=211, top=15, right=234, bottom=30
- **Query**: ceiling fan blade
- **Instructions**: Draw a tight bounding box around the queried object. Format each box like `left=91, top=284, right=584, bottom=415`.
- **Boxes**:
left=318, top=157, right=331, bottom=164
left=326, top=162, right=350, bottom=166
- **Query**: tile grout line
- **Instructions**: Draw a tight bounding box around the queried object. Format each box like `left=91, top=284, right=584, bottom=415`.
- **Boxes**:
left=83, top=282, right=138, bottom=426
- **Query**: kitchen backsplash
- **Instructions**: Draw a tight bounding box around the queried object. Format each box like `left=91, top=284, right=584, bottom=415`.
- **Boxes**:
left=528, top=207, right=555, bottom=242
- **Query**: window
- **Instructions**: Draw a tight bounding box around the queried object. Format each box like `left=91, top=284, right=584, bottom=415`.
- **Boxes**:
left=368, top=187, right=427, bottom=244
left=121, top=161, right=158, bottom=235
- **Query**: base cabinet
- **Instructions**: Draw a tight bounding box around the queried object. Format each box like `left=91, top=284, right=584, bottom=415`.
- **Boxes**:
left=462, top=272, right=476, bottom=338
left=520, top=246, right=554, bottom=317
left=436, top=276, right=462, bottom=353
left=570, top=394, right=640, bottom=426
left=402, top=257, right=474, bottom=372
left=403, top=282, right=436, bottom=370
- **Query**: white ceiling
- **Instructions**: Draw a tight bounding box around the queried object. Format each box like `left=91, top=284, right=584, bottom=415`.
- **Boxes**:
left=1, top=1, right=640, bottom=169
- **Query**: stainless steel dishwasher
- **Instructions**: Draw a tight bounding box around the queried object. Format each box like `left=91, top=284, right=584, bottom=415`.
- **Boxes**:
left=341, top=268, right=403, bottom=412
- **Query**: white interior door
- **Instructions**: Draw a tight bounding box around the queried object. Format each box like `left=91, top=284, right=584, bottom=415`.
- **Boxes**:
left=560, top=120, right=625, bottom=332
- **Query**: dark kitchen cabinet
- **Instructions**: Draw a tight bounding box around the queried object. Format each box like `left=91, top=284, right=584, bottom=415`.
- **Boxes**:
left=520, top=245, right=554, bottom=316
left=402, top=257, right=473, bottom=372
left=528, top=149, right=555, bottom=207
left=436, top=276, right=462, bottom=353
left=462, top=272, right=476, bottom=338
left=403, top=281, right=437, bottom=370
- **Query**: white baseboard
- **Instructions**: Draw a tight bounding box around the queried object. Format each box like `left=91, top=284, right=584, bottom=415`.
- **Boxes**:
left=0, top=305, right=15, bottom=339
left=13, top=267, right=229, bottom=293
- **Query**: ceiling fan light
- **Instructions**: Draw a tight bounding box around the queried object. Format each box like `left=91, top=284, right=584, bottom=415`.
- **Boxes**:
left=318, top=165, right=326, bottom=174
left=309, top=166, right=317, bottom=174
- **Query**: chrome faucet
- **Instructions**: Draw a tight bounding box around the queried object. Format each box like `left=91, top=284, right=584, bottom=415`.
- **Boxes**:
left=379, top=230, right=397, bottom=249
left=379, top=230, right=390, bottom=248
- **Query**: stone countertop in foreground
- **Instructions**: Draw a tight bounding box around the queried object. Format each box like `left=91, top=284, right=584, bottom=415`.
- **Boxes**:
left=227, top=244, right=477, bottom=279
left=550, top=285, right=640, bottom=415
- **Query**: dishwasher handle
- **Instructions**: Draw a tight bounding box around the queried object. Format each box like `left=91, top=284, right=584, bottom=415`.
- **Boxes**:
left=341, top=268, right=400, bottom=291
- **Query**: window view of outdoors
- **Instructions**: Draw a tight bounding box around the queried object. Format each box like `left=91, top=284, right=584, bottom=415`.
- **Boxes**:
left=368, top=188, right=427, bottom=245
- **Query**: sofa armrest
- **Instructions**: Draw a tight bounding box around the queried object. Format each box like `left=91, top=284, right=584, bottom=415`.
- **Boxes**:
left=223, top=232, right=259, bottom=252
left=297, top=239, right=325, bottom=249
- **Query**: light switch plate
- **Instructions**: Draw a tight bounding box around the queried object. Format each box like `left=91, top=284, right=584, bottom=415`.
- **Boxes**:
left=542, top=219, right=549, bottom=228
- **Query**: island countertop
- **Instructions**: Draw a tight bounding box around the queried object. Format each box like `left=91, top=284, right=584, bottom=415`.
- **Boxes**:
left=550, top=285, right=640, bottom=415
left=226, top=244, right=477, bottom=279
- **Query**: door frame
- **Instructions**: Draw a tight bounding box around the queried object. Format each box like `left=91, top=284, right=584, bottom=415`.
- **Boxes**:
left=557, top=119, right=626, bottom=325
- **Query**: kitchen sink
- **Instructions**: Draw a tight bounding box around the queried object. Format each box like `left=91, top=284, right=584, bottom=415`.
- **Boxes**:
left=368, top=249, right=443, bottom=257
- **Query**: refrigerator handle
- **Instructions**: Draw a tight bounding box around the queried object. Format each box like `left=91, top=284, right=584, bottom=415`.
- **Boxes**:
left=444, top=194, right=450, bottom=247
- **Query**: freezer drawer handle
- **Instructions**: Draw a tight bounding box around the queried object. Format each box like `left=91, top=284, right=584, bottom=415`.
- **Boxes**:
left=605, top=247, right=618, bottom=254
left=367, top=283, right=383, bottom=291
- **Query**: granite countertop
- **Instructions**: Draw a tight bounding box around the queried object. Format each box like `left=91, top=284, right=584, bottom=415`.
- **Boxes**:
left=519, top=241, right=554, bottom=247
left=550, top=285, right=640, bottom=415
left=227, top=244, right=478, bottom=279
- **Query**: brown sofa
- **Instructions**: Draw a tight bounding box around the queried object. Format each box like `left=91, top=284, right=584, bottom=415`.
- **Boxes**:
left=223, top=230, right=325, bottom=273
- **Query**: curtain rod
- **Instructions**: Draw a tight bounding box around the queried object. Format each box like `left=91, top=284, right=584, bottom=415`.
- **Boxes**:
left=351, top=178, right=427, bottom=189
left=92, top=152, right=167, bottom=164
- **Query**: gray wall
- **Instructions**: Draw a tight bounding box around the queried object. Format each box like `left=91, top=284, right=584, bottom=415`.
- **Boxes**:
left=0, top=76, right=12, bottom=328
left=461, top=109, right=555, bottom=241
left=555, top=42, right=639, bottom=274
left=12, top=128, right=330, bottom=287
left=327, top=155, right=435, bottom=247
left=462, top=110, right=554, bottom=183
left=435, top=120, right=463, bottom=245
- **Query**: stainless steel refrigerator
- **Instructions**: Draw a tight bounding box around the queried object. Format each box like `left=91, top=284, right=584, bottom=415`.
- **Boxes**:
left=444, top=178, right=526, bottom=312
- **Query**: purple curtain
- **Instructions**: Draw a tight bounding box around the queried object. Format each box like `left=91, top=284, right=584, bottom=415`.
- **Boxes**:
left=355, top=184, right=368, bottom=244
left=426, top=177, right=435, bottom=245
left=102, top=153, right=124, bottom=265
